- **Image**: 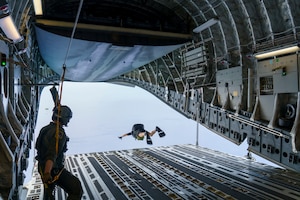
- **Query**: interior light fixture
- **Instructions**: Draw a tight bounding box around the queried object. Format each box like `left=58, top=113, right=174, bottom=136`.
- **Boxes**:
left=193, top=18, right=219, bottom=33
left=33, top=0, right=43, bottom=15
left=0, top=14, right=23, bottom=43
left=255, top=45, right=300, bottom=60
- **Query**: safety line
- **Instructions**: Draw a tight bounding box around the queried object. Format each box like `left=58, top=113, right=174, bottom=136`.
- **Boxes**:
left=55, top=0, right=84, bottom=155
left=63, top=0, right=84, bottom=66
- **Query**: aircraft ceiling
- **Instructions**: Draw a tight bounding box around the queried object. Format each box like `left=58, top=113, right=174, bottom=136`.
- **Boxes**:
left=34, top=0, right=300, bottom=81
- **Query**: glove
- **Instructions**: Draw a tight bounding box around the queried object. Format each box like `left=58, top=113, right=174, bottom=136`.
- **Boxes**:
left=43, top=172, right=53, bottom=184
left=118, top=136, right=122, bottom=139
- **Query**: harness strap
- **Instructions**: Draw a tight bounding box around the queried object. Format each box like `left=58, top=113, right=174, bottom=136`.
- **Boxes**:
left=39, top=165, right=64, bottom=184
left=50, top=168, right=64, bottom=183
left=55, top=66, right=66, bottom=154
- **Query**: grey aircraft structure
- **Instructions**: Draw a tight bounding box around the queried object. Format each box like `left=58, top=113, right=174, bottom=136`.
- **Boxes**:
left=0, top=0, right=300, bottom=199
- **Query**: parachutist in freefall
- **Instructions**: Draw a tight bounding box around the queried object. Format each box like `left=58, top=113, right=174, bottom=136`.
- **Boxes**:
left=118, top=124, right=166, bottom=145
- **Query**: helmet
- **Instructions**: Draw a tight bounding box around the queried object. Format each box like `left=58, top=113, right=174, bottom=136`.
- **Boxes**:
left=52, top=105, right=72, bottom=126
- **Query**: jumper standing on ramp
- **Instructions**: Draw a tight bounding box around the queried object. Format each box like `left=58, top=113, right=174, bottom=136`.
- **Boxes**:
left=35, top=105, right=83, bottom=200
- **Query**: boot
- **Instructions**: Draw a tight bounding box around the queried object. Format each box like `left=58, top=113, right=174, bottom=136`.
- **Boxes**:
left=156, top=126, right=166, bottom=137
left=146, top=132, right=153, bottom=145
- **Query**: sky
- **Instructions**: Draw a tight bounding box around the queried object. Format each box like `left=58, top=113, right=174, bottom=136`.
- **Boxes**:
left=25, top=81, right=279, bottom=183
